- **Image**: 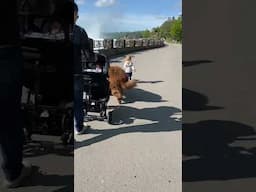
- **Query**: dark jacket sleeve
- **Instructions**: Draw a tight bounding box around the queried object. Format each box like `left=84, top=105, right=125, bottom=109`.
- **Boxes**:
left=80, top=28, right=90, bottom=51
left=79, top=27, right=94, bottom=59
left=73, top=25, right=94, bottom=73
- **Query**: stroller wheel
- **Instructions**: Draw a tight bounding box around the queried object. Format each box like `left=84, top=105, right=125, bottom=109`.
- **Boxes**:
left=100, top=110, right=106, bottom=117
left=61, top=109, right=73, bottom=145
left=61, top=132, right=74, bottom=145
left=107, top=111, right=113, bottom=124
left=67, top=132, right=74, bottom=144
left=61, top=133, right=69, bottom=145
left=23, top=127, right=32, bottom=142
left=61, top=109, right=72, bottom=130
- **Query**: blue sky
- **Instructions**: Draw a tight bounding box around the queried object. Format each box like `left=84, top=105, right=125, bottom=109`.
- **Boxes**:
left=75, top=0, right=181, bottom=39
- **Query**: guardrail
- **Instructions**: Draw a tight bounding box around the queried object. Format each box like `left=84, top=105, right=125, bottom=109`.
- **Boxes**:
left=92, top=38, right=165, bottom=57
left=93, top=38, right=164, bottom=50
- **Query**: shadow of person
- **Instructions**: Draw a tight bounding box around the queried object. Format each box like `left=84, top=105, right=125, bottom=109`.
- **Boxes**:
left=111, top=105, right=180, bottom=125
left=75, top=106, right=181, bottom=149
left=123, top=88, right=168, bottom=104
left=19, top=166, right=73, bottom=190
left=183, top=88, right=223, bottom=111
left=183, top=120, right=256, bottom=182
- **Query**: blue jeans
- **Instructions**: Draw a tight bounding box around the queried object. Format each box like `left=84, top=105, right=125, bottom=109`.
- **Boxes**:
left=0, top=47, right=24, bottom=181
left=74, top=75, right=84, bottom=132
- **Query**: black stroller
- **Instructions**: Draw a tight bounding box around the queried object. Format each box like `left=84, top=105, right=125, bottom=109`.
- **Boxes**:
left=21, top=39, right=74, bottom=145
left=18, top=0, right=79, bottom=144
left=82, top=53, right=113, bottom=123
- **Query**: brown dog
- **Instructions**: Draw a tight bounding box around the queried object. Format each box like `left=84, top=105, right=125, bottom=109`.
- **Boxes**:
left=108, top=65, right=137, bottom=104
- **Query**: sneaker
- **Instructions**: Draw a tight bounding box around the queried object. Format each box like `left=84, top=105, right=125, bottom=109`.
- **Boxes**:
left=74, top=124, right=90, bottom=135
left=1, top=162, right=32, bottom=188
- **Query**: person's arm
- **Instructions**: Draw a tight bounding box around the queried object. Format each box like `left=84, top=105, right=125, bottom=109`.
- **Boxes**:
left=80, top=28, right=95, bottom=60
left=80, top=28, right=90, bottom=51
left=131, top=62, right=136, bottom=72
left=123, top=61, right=128, bottom=68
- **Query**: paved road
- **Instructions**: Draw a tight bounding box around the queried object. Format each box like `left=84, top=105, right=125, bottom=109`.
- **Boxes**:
left=75, top=44, right=182, bottom=192
left=183, top=1, right=256, bottom=191
left=0, top=135, right=74, bottom=192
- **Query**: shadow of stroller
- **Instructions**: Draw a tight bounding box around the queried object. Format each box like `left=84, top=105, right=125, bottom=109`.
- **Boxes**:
left=75, top=105, right=181, bottom=149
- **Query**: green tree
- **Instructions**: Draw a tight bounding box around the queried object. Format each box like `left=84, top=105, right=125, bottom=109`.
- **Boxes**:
left=142, top=29, right=151, bottom=38
left=103, top=15, right=182, bottom=43
left=170, top=16, right=182, bottom=42
left=159, top=20, right=172, bottom=39
left=151, top=27, right=161, bottom=38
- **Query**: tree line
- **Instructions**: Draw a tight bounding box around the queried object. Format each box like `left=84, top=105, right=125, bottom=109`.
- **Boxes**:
left=103, top=15, right=182, bottom=43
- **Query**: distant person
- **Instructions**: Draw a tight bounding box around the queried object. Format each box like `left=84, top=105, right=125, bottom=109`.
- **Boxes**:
left=0, top=1, right=32, bottom=188
left=123, top=55, right=135, bottom=80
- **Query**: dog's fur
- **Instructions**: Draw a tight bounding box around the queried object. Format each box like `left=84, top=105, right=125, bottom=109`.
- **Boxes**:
left=108, top=65, right=137, bottom=104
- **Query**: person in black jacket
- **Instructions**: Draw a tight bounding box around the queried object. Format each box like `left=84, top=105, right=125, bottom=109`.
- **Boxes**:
left=72, top=2, right=92, bottom=135
left=0, top=0, right=32, bottom=188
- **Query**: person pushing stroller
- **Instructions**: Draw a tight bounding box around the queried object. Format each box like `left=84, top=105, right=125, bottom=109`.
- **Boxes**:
left=73, top=2, right=92, bottom=135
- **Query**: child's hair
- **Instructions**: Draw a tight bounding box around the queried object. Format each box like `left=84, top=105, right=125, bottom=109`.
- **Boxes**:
left=124, top=55, right=132, bottom=61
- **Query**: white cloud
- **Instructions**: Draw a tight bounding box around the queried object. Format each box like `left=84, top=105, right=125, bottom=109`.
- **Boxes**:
left=75, top=0, right=86, bottom=5
left=95, top=0, right=116, bottom=7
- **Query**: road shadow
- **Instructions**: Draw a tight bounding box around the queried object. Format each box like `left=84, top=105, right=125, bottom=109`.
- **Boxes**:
left=182, top=60, right=213, bottom=67
left=75, top=105, right=181, bottom=149
left=183, top=120, right=256, bottom=182
left=12, top=166, right=74, bottom=192
left=123, top=88, right=167, bottom=104
left=109, top=45, right=169, bottom=59
left=23, top=140, right=73, bottom=158
left=183, top=88, right=223, bottom=111
left=136, top=80, right=164, bottom=84
left=110, top=59, right=123, bottom=63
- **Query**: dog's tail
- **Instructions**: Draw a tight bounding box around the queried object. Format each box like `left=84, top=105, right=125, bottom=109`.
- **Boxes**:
left=122, top=80, right=137, bottom=89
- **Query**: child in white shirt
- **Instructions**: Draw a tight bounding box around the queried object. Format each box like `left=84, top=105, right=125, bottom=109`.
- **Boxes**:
left=123, top=55, right=135, bottom=80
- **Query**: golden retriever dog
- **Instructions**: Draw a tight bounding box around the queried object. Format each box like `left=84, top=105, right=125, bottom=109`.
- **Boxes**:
left=108, top=65, right=137, bottom=104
